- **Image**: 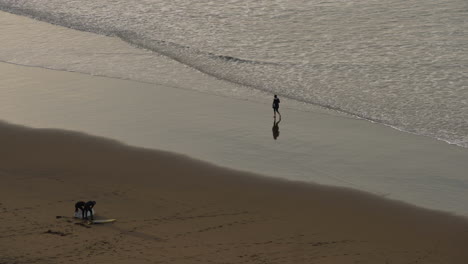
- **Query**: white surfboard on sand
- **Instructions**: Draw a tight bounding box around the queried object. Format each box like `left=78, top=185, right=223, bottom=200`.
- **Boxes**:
left=91, top=219, right=116, bottom=224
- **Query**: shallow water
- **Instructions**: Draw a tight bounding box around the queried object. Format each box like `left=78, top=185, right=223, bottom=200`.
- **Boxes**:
left=0, top=0, right=467, bottom=147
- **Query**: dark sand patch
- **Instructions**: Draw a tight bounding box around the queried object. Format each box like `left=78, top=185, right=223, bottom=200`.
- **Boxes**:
left=1, top=121, right=468, bottom=263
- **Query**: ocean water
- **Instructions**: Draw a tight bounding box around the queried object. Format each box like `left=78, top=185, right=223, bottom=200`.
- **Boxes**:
left=0, top=0, right=467, bottom=147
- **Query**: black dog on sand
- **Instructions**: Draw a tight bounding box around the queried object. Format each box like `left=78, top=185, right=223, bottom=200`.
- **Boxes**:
left=74, top=201, right=96, bottom=220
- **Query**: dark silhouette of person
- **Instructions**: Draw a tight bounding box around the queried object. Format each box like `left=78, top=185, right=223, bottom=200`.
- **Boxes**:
left=272, top=116, right=281, bottom=140
left=272, top=95, right=281, bottom=118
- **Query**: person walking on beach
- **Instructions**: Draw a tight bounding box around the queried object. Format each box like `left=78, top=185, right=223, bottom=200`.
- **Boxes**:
left=272, top=95, right=281, bottom=118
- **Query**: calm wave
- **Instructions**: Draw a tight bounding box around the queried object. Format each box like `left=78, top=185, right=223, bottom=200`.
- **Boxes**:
left=1, top=0, right=467, bottom=147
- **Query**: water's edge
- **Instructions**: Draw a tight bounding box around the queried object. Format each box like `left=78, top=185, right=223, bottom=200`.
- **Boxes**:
left=0, top=5, right=466, bottom=149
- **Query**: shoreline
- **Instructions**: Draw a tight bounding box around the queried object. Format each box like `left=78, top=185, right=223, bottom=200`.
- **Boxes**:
left=2, top=61, right=468, bottom=217
left=2, top=9, right=466, bottom=150
left=2, top=121, right=468, bottom=263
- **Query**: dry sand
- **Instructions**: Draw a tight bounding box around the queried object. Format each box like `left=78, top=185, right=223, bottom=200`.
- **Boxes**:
left=1, top=121, right=468, bottom=264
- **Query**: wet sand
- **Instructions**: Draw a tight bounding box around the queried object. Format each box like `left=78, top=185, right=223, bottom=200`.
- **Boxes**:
left=2, top=61, right=468, bottom=217
left=2, top=121, right=468, bottom=264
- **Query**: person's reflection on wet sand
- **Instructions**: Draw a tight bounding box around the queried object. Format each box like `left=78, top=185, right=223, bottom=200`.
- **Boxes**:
left=272, top=116, right=281, bottom=140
